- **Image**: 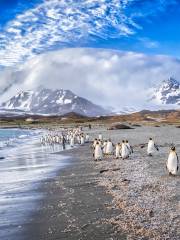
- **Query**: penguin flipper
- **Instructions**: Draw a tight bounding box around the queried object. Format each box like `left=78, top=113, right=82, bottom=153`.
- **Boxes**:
left=176, top=153, right=179, bottom=163
left=130, top=146, right=133, bottom=153
left=165, top=163, right=167, bottom=170
left=154, top=144, right=159, bottom=151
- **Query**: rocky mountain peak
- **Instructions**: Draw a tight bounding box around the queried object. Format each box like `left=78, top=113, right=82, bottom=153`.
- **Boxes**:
left=1, top=87, right=109, bottom=116
left=151, top=77, right=180, bottom=105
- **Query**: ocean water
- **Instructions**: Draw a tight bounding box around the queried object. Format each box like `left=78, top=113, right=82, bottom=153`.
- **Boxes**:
left=0, top=128, right=70, bottom=239
left=0, top=128, right=34, bottom=148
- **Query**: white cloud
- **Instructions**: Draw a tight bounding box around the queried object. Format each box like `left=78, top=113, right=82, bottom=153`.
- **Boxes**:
left=0, top=48, right=180, bottom=110
left=0, top=0, right=177, bottom=67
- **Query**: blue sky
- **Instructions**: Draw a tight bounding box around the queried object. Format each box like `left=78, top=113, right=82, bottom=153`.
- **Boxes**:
left=0, top=1, right=180, bottom=109
left=0, top=0, right=41, bottom=28
left=0, top=0, right=180, bottom=68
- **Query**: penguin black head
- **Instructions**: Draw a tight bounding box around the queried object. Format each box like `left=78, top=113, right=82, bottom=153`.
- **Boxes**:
left=149, top=138, right=152, bottom=140
left=122, top=140, right=125, bottom=143
left=171, top=146, right=176, bottom=151
left=126, top=140, right=128, bottom=143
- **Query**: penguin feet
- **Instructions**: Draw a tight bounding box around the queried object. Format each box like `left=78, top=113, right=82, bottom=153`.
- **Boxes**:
left=168, top=172, right=175, bottom=176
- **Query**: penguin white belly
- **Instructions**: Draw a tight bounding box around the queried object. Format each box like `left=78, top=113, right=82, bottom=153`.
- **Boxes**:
left=94, top=145, right=103, bottom=160
left=121, top=144, right=129, bottom=159
left=93, top=141, right=96, bottom=149
left=77, top=136, right=80, bottom=144
left=85, top=135, right=89, bottom=142
left=81, top=137, right=85, bottom=145
left=115, top=146, right=121, bottom=158
left=106, top=142, right=113, bottom=154
left=167, top=153, right=178, bottom=175
left=147, top=141, right=155, bottom=154
left=70, top=138, right=74, bottom=147
left=103, top=143, right=107, bottom=154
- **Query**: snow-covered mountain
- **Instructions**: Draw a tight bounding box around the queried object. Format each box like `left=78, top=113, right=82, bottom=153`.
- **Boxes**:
left=0, top=87, right=109, bottom=116
left=1, top=78, right=179, bottom=118
left=150, top=77, right=180, bottom=106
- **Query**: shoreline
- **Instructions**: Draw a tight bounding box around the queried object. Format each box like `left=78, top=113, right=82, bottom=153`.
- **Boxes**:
left=19, top=144, right=127, bottom=240
left=51, top=126, right=179, bottom=240
left=0, top=132, right=72, bottom=240
left=1, top=125, right=179, bottom=240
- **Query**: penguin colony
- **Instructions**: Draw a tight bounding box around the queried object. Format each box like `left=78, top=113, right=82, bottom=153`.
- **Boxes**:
left=40, top=127, right=89, bottom=149
left=40, top=128, right=179, bottom=176
left=93, top=135, right=179, bottom=176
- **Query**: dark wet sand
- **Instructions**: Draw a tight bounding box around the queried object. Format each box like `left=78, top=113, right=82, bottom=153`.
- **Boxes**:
left=19, top=144, right=126, bottom=240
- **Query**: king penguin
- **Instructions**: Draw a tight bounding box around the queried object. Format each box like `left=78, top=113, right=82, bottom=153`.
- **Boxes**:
left=115, top=143, right=121, bottom=159
left=166, top=146, right=179, bottom=176
left=121, top=140, right=129, bottom=159
left=80, top=134, right=85, bottom=145
left=125, top=140, right=133, bottom=155
left=70, top=136, right=74, bottom=147
left=94, top=142, right=103, bottom=161
left=106, top=139, right=113, bottom=155
left=147, top=138, right=159, bottom=156
left=103, top=140, right=107, bottom=154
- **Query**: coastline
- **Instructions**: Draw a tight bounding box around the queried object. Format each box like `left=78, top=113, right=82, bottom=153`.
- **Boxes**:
left=20, top=125, right=179, bottom=240
left=20, top=144, right=127, bottom=240
left=0, top=131, right=71, bottom=240
left=1, top=125, right=179, bottom=240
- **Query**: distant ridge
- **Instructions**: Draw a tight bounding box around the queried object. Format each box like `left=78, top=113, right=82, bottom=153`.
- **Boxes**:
left=0, top=109, right=179, bottom=125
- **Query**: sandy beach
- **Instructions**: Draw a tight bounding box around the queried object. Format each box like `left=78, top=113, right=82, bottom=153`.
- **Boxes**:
left=5, top=125, right=178, bottom=240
